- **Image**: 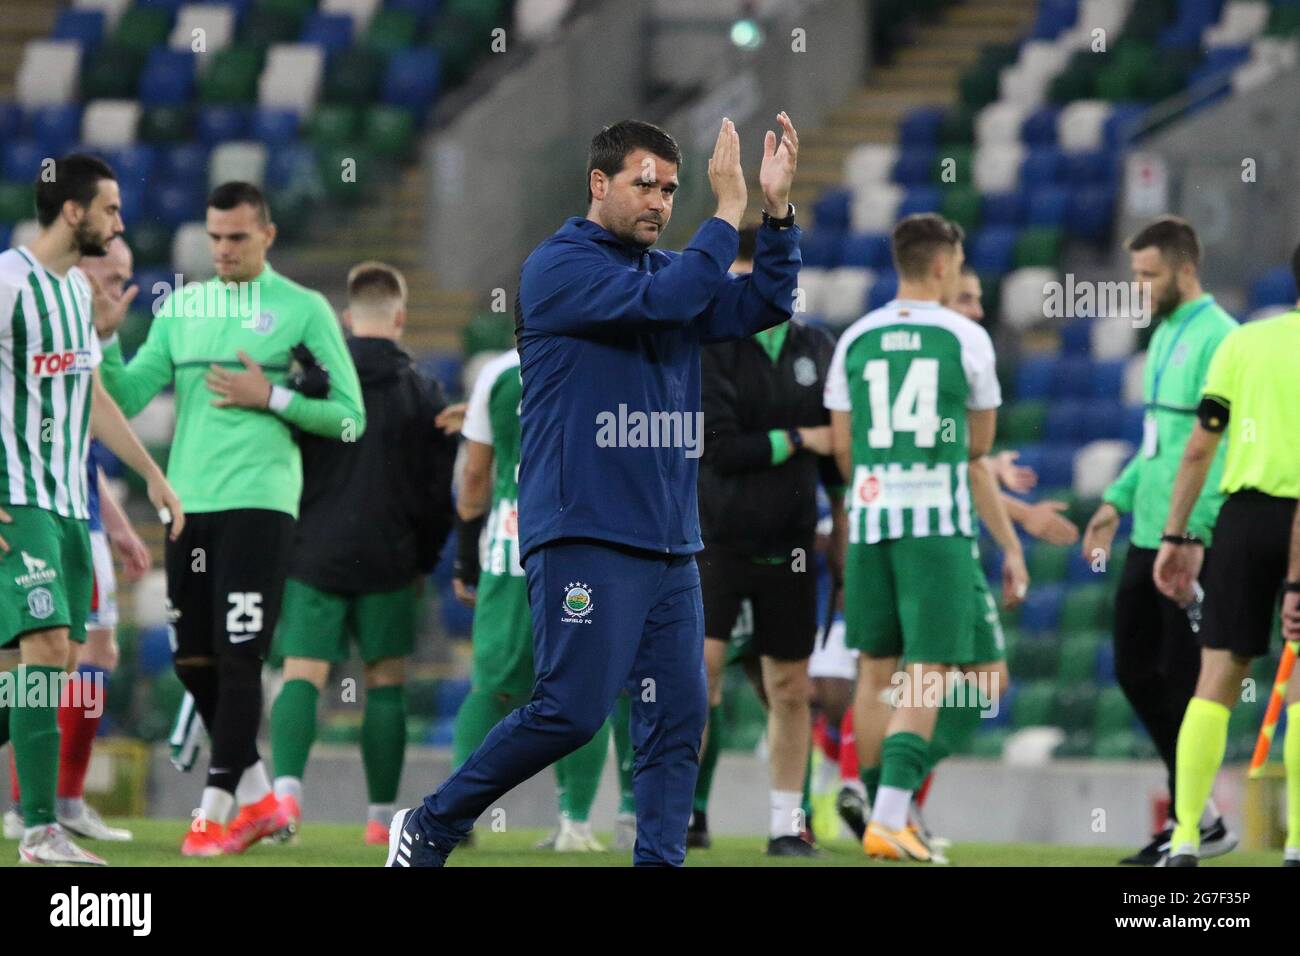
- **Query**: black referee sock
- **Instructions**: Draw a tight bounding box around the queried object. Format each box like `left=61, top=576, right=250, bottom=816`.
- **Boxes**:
left=175, top=662, right=219, bottom=732
left=207, top=656, right=263, bottom=795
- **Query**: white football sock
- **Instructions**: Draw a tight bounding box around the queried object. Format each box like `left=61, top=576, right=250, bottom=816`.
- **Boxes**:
left=367, top=803, right=393, bottom=827
left=235, top=759, right=272, bottom=806
left=870, top=785, right=911, bottom=831
left=199, top=787, right=234, bottom=829
left=1200, top=798, right=1220, bottom=827
left=275, top=776, right=303, bottom=803
left=769, top=789, right=802, bottom=838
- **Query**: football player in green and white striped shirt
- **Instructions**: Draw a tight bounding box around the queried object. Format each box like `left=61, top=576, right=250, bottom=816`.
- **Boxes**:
left=0, top=154, right=183, bottom=865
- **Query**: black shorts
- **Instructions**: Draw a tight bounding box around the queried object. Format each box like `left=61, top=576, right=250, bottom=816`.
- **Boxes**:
left=1200, top=490, right=1296, bottom=659
left=698, top=542, right=817, bottom=661
left=164, top=509, right=295, bottom=660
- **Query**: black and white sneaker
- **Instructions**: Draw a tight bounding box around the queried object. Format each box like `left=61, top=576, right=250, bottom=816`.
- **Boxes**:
left=836, top=786, right=867, bottom=841
left=1197, top=817, right=1238, bottom=860
left=385, top=807, right=447, bottom=868
left=1120, top=825, right=1173, bottom=866
left=767, top=835, right=819, bottom=857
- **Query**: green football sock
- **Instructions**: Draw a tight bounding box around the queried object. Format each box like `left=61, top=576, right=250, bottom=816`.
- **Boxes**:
left=0, top=691, right=10, bottom=749
left=361, top=686, right=406, bottom=805
left=1285, top=702, right=1300, bottom=851
left=13, top=665, right=60, bottom=827
left=800, top=742, right=813, bottom=829
left=879, top=732, right=929, bottom=794
left=612, top=694, right=635, bottom=814
left=555, top=720, right=610, bottom=823
left=270, top=678, right=319, bottom=781
left=860, top=765, right=881, bottom=807
left=452, top=688, right=510, bottom=770
left=1171, top=697, right=1230, bottom=853
left=925, top=698, right=982, bottom=777
left=693, top=704, right=722, bottom=815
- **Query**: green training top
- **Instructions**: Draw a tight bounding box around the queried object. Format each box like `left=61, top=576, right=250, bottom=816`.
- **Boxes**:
left=1102, top=294, right=1236, bottom=548
left=1201, top=309, right=1300, bottom=499
left=98, top=263, right=365, bottom=517
left=461, top=348, right=523, bottom=578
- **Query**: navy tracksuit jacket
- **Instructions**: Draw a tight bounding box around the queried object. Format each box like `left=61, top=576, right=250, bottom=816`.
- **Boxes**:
left=420, top=214, right=800, bottom=865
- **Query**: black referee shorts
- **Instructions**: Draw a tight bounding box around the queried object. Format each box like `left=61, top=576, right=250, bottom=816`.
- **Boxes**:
left=698, top=542, right=817, bottom=661
left=1200, top=490, right=1297, bottom=660
left=164, top=509, right=295, bottom=661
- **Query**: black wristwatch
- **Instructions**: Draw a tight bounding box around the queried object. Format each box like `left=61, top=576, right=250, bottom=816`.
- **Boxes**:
left=1160, top=532, right=1204, bottom=546
left=762, top=203, right=796, bottom=230
left=787, top=428, right=803, bottom=452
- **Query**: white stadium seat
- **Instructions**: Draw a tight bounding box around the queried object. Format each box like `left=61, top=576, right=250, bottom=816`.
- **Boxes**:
left=999, top=40, right=1073, bottom=106
left=73, top=0, right=131, bottom=32
left=850, top=184, right=902, bottom=233
left=975, top=102, right=1029, bottom=148
left=1089, top=316, right=1138, bottom=361
left=973, top=143, right=1024, bottom=193
left=170, top=4, right=236, bottom=59
left=821, top=268, right=875, bottom=323
left=843, top=144, right=898, bottom=189
left=1204, top=1, right=1269, bottom=47
left=322, top=0, right=383, bottom=32
left=1060, top=0, right=1134, bottom=50
left=130, top=394, right=177, bottom=446
left=209, top=142, right=269, bottom=190
left=1122, top=352, right=1146, bottom=405
left=10, top=221, right=40, bottom=251
left=172, top=222, right=217, bottom=281
left=132, top=568, right=170, bottom=629
left=1232, top=37, right=1299, bottom=95
left=1057, top=100, right=1111, bottom=152
left=795, top=267, right=829, bottom=317
left=1074, top=439, right=1135, bottom=498
left=16, top=40, right=81, bottom=108
left=81, top=99, right=141, bottom=148
left=999, top=267, right=1058, bottom=331
left=515, top=0, right=574, bottom=43
left=259, top=44, right=325, bottom=115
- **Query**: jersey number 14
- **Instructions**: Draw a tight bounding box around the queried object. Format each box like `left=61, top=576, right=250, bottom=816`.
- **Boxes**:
left=862, top=357, right=940, bottom=448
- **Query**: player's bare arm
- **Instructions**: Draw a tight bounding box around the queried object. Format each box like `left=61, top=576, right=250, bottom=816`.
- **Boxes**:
left=967, top=407, right=1028, bottom=607
left=829, top=409, right=852, bottom=489
left=452, top=439, right=494, bottom=607
left=1004, top=495, right=1079, bottom=547
left=96, top=468, right=152, bottom=582
left=91, top=371, right=185, bottom=539
left=1153, top=421, right=1219, bottom=604
left=1081, top=500, right=1121, bottom=562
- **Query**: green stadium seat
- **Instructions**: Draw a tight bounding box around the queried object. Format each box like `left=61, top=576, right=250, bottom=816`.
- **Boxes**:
left=426, top=22, right=484, bottom=87
left=113, top=7, right=172, bottom=54
left=1122, top=0, right=1177, bottom=41
left=463, top=312, right=515, bottom=356
left=1055, top=730, right=1095, bottom=758
left=319, top=713, right=362, bottom=745
left=309, top=105, right=361, bottom=146
left=938, top=107, right=974, bottom=147
left=1026, top=541, right=1068, bottom=584
left=969, top=727, right=1009, bottom=758
left=240, top=9, right=303, bottom=50
left=1011, top=679, right=1056, bottom=728
left=404, top=679, right=438, bottom=716
left=933, top=145, right=972, bottom=186
left=1057, top=632, right=1103, bottom=682
left=1013, top=226, right=1062, bottom=269
left=118, top=309, right=152, bottom=357
left=1067, top=494, right=1101, bottom=535
left=267, top=189, right=311, bottom=242
left=979, top=273, right=1002, bottom=324
left=324, top=50, right=384, bottom=105
left=131, top=223, right=174, bottom=269
left=1096, top=59, right=1144, bottom=101
left=80, top=45, right=144, bottom=100
left=259, top=0, right=316, bottom=18
left=317, top=145, right=377, bottom=205
left=979, top=42, right=1021, bottom=74
left=199, top=47, right=264, bottom=104
left=139, top=106, right=193, bottom=143
left=366, top=9, right=420, bottom=54
left=0, top=182, right=31, bottom=225
left=1138, top=60, right=1190, bottom=102
left=1093, top=686, right=1135, bottom=737
left=999, top=400, right=1047, bottom=445
left=1053, top=684, right=1098, bottom=731
left=1268, top=6, right=1300, bottom=37
left=1093, top=729, right=1146, bottom=759
left=1008, top=637, right=1059, bottom=680
left=366, top=107, right=416, bottom=159
left=1059, top=583, right=1109, bottom=634
left=1049, top=52, right=1098, bottom=103
left=940, top=186, right=981, bottom=233
left=959, top=62, right=1001, bottom=112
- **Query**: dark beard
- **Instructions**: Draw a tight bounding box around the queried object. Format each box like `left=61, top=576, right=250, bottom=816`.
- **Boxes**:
left=74, top=222, right=109, bottom=257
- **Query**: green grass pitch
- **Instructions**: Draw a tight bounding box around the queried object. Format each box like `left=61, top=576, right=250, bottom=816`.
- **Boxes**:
left=0, top=821, right=1283, bottom=866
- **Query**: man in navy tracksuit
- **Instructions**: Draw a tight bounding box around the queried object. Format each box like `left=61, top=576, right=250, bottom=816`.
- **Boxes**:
left=389, top=114, right=801, bottom=866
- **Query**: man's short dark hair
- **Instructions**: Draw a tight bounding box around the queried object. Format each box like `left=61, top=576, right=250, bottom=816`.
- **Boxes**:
left=34, top=154, right=117, bottom=228
left=208, top=181, right=270, bottom=224
left=1126, top=216, right=1200, bottom=268
left=891, top=214, right=964, bottom=280
left=587, top=120, right=682, bottom=202
left=736, top=224, right=759, bottom=264
left=347, top=260, right=407, bottom=305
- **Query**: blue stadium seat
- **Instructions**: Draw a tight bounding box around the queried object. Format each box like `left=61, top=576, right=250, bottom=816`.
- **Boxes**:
left=148, top=181, right=206, bottom=227
left=1053, top=357, right=1093, bottom=399
left=891, top=149, right=935, bottom=187
left=265, top=142, right=315, bottom=191
left=103, top=144, right=158, bottom=188
left=134, top=268, right=176, bottom=304
left=26, top=105, right=82, bottom=157
left=1103, top=103, right=1147, bottom=150
left=1061, top=150, right=1115, bottom=187
left=1121, top=405, right=1145, bottom=444
left=1039, top=442, right=1078, bottom=487
left=1020, top=147, right=1063, bottom=188
left=434, top=679, right=471, bottom=719
left=1020, top=107, right=1059, bottom=146
left=1190, top=45, right=1250, bottom=86
left=0, top=105, right=21, bottom=144
left=387, top=0, right=444, bottom=19
left=1066, top=548, right=1100, bottom=584
left=136, top=625, right=173, bottom=677
left=0, top=225, right=11, bottom=251
left=812, top=188, right=851, bottom=232
left=1059, top=318, right=1092, bottom=355
left=1026, top=186, right=1069, bottom=227
left=1015, top=355, right=1057, bottom=400
left=981, top=190, right=1024, bottom=227
left=196, top=106, right=248, bottom=146
left=53, top=9, right=106, bottom=52
left=4, top=140, right=47, bottom=182
left=1096, top=642, right=1116, bottom=685
left=799, top=231, right=842, bottom=269
left=897, top=186, right=941, bottom=218
left=1067, top=185, right=1116, bottom=243
left=1159, top=0, right=1223, bottom=48
left=160, top=143, right=210, bottom=183
left=899, top=106, right=945, bottom=148
left=251, top=108, right=299, bottom=146
left=969, top=226, right=1017, bottom=274
left=1089, top=359, right=1125, bottom=398
left=302, top=13, right=354, bottom=54
left=382, top=49, right=441, bottom=111
left=419, top=352, right=464, bottom=397
left=1249, top=265, right=1297, bottom=312
left=135, top=0, right=186, bottom=11
left=1019, top=582, right=1065, bottom=632
left=1046, top=400, right=1088, bottom=442
left=425, top=719, right=455, bottom=747
left=866, top=270, right=899, bottom=311
left=1083, top=400, right=1125, bottom=441
left=840, top=231, right=891, bottom=269
left=116, top=180, right=145, bottom=224
left=140, top=50, right=196, bottom=107
left=1030, top=0, right=1078, bottom=39
left=439, top=582, right=473, bottom=635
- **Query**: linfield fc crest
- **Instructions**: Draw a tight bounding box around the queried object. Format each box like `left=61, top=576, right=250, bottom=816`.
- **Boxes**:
left=251, top=311, right=275, bottom=334
left=27, top=587, right=54, bottom=620
left=562, top=582, right=594, bottom=623
left=793, top=355, right=818, bottom=387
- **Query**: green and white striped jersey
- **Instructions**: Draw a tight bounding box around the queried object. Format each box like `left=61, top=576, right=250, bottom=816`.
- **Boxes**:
left=0, top=247, right=102, bottom=520
left=824, top=299, right=1000, bottom=544
left=462, top=348, right=523, bottom=578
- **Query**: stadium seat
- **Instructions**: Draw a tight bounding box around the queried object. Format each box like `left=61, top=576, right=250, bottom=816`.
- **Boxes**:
left=941, top=187, right=982, bottom=233
left=1204, top=1, right=1270, bottom=47
left=322, top=0, right=383, bottom=31
left=82, top=99, right=142, bottom=147
left=969, top=226, right=1018, bottom=274
left=209, top=141, right=268, bottom=189
left=1057, top=100, right=1111, bottom=151
left=196, top=105, right=248, bottom=145
left=1019, top=582, right=1065, bottom=632
left=148, top=180, right=206, bottom=227
left=897, top=186, right=941, bottom=218
left=1020, top=146, right=1063, bottom=188
left=1026, top=541, right=1069, bottom=585
left=981, top=190, right=1024, bottom=227
left=821, top=268, right=875, bottom=323
left=1031, top=0, right=1079, bottom=40
left=843, top=144, right=898, bottom=187
left=938, top=106, right=974, bottom=146
left=260, top=44, right=325, bottom=114
left=1249, top=264, right=1297, bottom=311
left=839, top=232, right=891, bottom=270
left=892, top=149, right=937, bottom=187
left=812, top=188, right=852, bottom=232
left=798, top=232, right=841, bottom=269
left=0, top=184, right=32, bottom=226
left=365, top=8, right=420, bottom=53
left=1045, top=400, right=1089, bottom=443
left=140, top=49, right=196, bottom=106
left=1088, top=358, right=1126, bottom=399
left=55, top=9, right=108, bottom=51
left=103, top=143, right=158, bottom=186
left=1010, top=680, right=1057, bottom=728
left=1073, top=439, right=1134, bottom=497
left=850, top=185, right=902, bottom=232
left=199, top=45, right=263, bottom=104
left=999, top=399, right=1048, bottom=443
left=975, top=101, right=1029, bottom=147
left=3, top=142, right=46, bottom=183
left=1026, top=186, right=1069, bottom=227
left=382, top=48, right=441, bottom=111
left=113, top=6, right=173, bottom=55
left=131, top=221, right=175, bottom=268
left=1057, top=633, right=1103, bottom=682
left=1053, top=684, right=1098, bottom=732
left=309, top=104, right=360, bottom=145
left=301, top=12, right=355, bottom=54
left=170, top=3, right=236, bottom=54
left=27, top=105, right=83, bottom=157
left=1020, top=106, right=1060, bottom=145
left=973, top=144, right=1024, bottom=192
left=80, top=44, right=145, bottom=100
left=866, top=271, right=899, bottom=311
left=251, top=107, right=300, bottom=145
left=1090, top=316, right=1137, bottom=359
left=899, top=106, right=945, bottom=148
left=16, top=41, right=83, bottom=108
left=172, top=221, right=217, bottom=279
left=1013, top=226, right=1062, bottom=268
left=1009, top=636, right=1061, bottom=680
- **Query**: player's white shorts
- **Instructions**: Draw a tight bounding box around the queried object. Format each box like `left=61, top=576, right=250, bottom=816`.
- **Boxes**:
left=86, top=529, right=117, bottom=629
left=807, top=617, right=857, bottom=681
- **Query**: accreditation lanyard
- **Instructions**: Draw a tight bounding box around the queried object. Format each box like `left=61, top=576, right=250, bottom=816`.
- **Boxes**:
left=1143, top=300, right=1210, bottom=458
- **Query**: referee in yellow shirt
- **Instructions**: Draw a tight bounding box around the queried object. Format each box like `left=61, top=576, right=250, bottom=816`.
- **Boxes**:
left=1154, top=243, right=1300, bottom=866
